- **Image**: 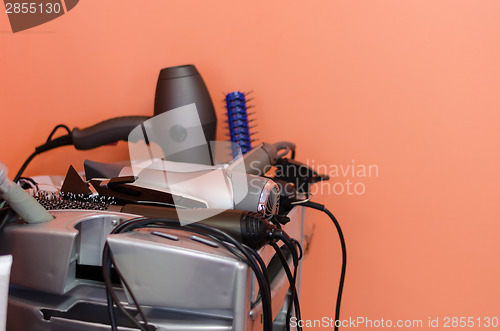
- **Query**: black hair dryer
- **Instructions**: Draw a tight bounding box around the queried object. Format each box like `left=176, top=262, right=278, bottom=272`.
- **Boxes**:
left=154, top=65, right=217, bottom=143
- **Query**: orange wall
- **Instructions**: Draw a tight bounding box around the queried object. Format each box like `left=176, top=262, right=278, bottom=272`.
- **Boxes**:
left=2, top=0, right=500, bottom=329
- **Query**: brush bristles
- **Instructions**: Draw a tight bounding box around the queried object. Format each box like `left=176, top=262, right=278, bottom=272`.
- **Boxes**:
left=225, top=91, right=257, bottom=157
left=33, top=191, right=115, bottom=211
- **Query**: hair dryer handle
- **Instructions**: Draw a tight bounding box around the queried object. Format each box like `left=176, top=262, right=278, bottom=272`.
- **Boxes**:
left=72, top=116, right=150, bottom=150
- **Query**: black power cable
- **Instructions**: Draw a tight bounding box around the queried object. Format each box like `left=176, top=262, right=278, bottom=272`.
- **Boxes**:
left=46, top=124, right=71, bottom=142
left=103, top=218, right=274, bottom=331
left=270, top=242, right=302, bottom=331
left=246, top=243, right=272, bottom=295
left=13, top=151, right=38, bottom=184
left=14, top=124, right=73, bottom=183
left=102, top=243, right=149, bottom=331
left=274, top=231, right=301, bottom=331
left=0, top=207, right=15, bottom=233
left=301, top=201, right=346, bottom=331
left=0, top=124, right=73, bottom=232
left=103, top=225, right=265, bottom=331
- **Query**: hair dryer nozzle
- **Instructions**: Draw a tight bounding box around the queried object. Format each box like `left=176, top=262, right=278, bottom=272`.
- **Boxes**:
left=154, top=65, right=217, bottom=143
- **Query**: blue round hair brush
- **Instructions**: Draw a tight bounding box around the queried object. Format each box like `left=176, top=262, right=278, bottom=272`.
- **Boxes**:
left=225, top=91, right=256, bottom=157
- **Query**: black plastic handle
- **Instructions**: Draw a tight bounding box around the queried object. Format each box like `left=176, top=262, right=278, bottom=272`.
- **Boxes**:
left=72, top=116, right=150, bottom=150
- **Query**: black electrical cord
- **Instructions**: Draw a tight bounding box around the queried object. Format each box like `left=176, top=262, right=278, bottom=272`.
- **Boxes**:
left=103, top=218, right=274, bottom=331
left=301, top=201, right=346, bottom=331
left=102, top=243, right=148, bottom=331
left=14, top=124, right=73, bottom=182
left=152, top=224, right=272, bottom=315
left=290, top=238, right=303, bottom=261
left=151, top=221, right=272, bottom=330
left=105, top=230, right=255, bottom=331
left=159, top=222, right=272, bottom=330
left=245, top=243, right=272, bottom=295
left=274, top=231, right=300, bottom=331
left=108, top=247, right=150, bottom=327
left=18, top=177, right=39, bottom=190
left=270, top=242, right=302, bottom=331
left=1, top=124, right=70, bottom=229
left=139, top=220, right=273, bottom=330
left=157, top=225, right=271, bottom=307
left=0, top=207, right=15, bottom=233
left=13, top=151, right=38, bottom=184
left=46, top=124, right=71, bottom=142
left=105, top=283, right=118, bottom=329
left=288, top=260, right=299, bottom=327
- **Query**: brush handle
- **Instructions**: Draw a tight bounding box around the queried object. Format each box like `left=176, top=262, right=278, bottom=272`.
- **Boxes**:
left=0, top=161, right=53, bottom=224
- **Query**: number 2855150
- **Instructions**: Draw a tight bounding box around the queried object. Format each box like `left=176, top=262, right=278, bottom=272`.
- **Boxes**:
left=5, top=2, right=62, bottom=14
